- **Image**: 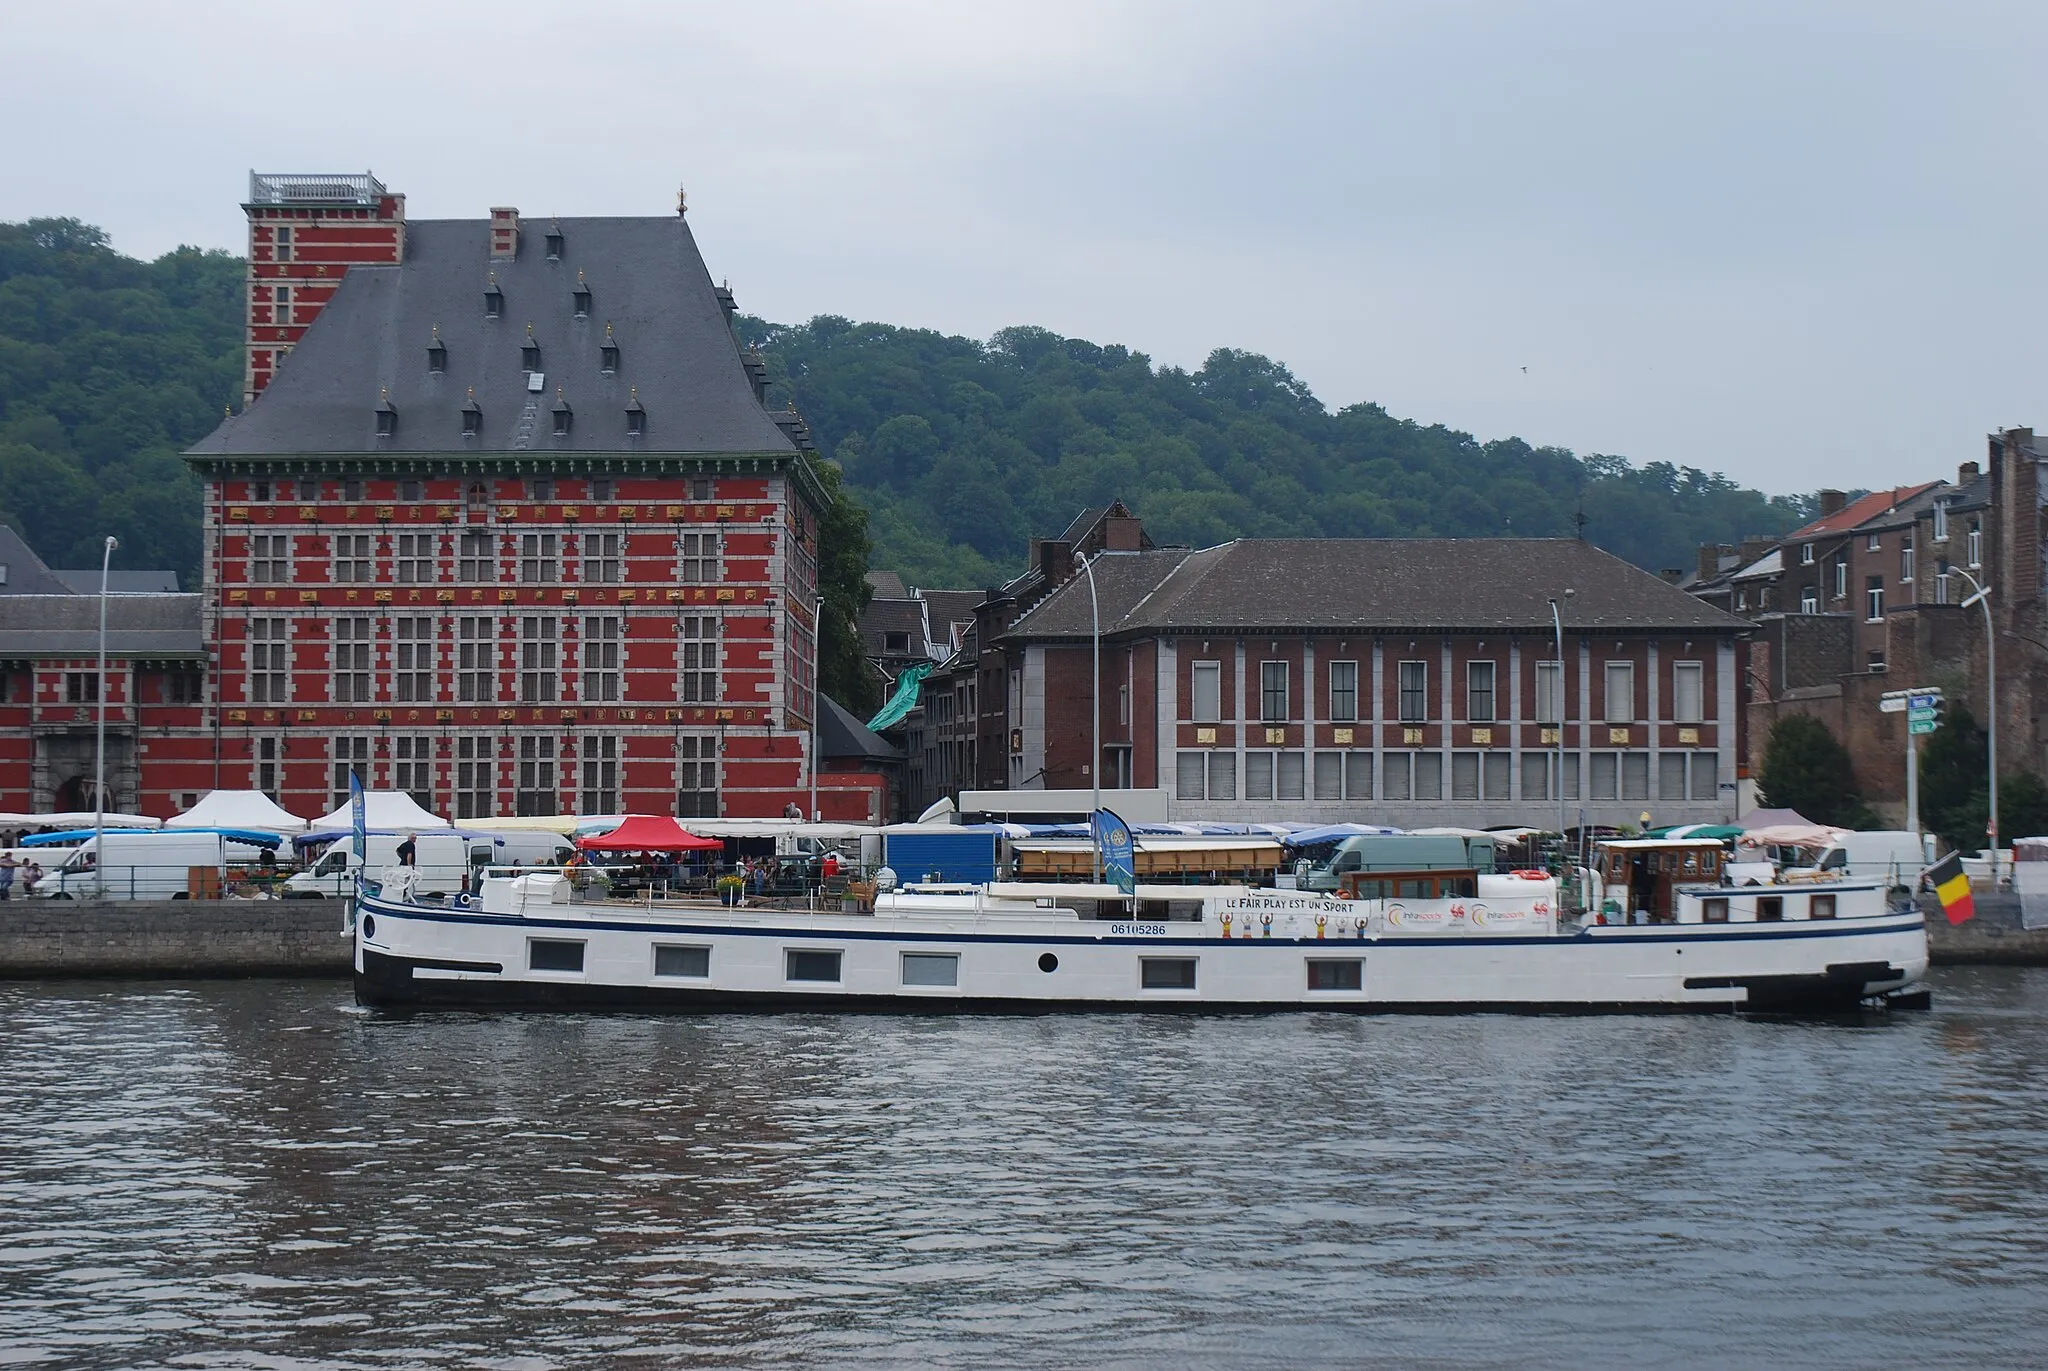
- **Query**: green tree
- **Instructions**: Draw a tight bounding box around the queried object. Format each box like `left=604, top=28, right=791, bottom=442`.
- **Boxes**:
left=1918, top=705, right=2048, bottom=849
left=1757, top=715, right=1879, bottom=829
left=812, top=459, right=878, bottom=717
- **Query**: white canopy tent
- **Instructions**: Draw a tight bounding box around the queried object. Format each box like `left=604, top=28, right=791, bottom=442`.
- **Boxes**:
left=165, top=790, right=309, bottom=833
left=308, top=791, right=452, bottom=833
left=0, top=811, right=162, bottom=830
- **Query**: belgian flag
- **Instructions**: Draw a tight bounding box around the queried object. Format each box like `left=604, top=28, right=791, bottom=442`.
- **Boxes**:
left=1928, top=851, right=1975, bottom=925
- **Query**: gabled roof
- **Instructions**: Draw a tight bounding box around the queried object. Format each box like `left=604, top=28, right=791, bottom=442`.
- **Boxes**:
left=0, top=526, right=73, bottom=596
left=1788, top=484, right=1941, bottom=539
left=187, top=216, right=798, bottom=458
left=864, top=570, right=909, bottom=599
left=821, top=694, right=904, bottom=762
left=1008, top=539, right=1748, bottom=638
left=0, top=594, right=204, bottom=659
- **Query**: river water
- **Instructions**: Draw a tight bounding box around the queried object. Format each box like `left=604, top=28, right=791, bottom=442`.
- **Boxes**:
left=2, top=970, right=2046, bottom=1370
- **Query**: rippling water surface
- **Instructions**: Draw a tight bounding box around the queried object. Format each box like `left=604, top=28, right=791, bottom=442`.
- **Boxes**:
left=2, top=970, right=2046, bottom=1369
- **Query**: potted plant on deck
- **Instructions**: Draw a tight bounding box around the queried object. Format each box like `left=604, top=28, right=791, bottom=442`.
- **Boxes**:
left=714, top=873, right=745, bottom=907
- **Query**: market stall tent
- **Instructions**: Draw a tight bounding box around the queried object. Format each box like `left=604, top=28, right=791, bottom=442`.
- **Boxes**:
left=308, top=791, right=452, bottom=834
left=165, top=790, right=309, bottom=833
left=575, top=815, right=722, bottom=851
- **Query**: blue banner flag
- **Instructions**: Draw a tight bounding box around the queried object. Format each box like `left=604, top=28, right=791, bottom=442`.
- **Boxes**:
left=349, top=770, right=367, bottom=870
left=1092, top=808, right=1136, bottom=895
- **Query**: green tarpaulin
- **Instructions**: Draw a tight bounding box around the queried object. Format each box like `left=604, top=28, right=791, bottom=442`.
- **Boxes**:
left=867, top=663, right=932, bottom=731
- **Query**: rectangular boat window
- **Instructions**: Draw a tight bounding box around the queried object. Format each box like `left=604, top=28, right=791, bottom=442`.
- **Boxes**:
left=528, top=939, right=585, bottom=972
left=1756, top=897, right=1784, bottom=922
left=901, top=952, right=959, bottom=987
left=1306, top=959, right=1364, bottom=991
left=1809, top=894, right=1837, bottom=921
left=1397, top=878, right=1433, bottom=898
left=654, top=945, right=710, bottom=978
left=785, top=949, right=843, bottom=982
left=1702, top=897, right=1729, bottom=923
left=1140, top=957, right=1198, bottom=990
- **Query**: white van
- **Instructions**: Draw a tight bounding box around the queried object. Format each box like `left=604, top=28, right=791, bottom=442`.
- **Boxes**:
left=1810, top=830, right=1938, bottom=888
left=34, top=831, right=242, bottom=900
left=283, top=832, right=510, bottom=900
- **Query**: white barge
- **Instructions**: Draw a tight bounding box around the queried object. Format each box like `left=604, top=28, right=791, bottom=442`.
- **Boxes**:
left=352, top=865, right=1929, bottom=1014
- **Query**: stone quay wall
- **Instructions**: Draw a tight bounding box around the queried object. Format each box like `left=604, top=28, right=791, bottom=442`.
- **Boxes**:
left=0, top=899, right=354, bottom=978
left=1921, top=892, right=2048, bottom=965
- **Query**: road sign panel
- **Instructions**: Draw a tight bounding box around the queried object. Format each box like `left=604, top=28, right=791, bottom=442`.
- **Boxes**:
left=1908, top=706, right=1937, bottom=722
left=1879, top=698, right=1907, bottom=713
left=1910, top=719, right=1939, bottom=735
left=1909, top=692, right=1941, bottom=710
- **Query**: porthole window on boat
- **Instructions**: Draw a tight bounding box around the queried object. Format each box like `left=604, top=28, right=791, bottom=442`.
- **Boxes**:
left=1038, top=953, right=1059, bottom=973
left=785, top=949, right=843, bottom=982
left=361, top=915, right=375, bottom=939
left=529, top=939, right=585, bottom=972
left=1810, top=894, right=1837, bottom=921
left=654, top=945, right=710, bottom=977
left=901, top=953, right=959, bottom=987
left=1140, top=958, right=1198, bottom=990
left=1702, top=898, right=1729, bottom=924
left=1306, top=959, right=1363, bottom=991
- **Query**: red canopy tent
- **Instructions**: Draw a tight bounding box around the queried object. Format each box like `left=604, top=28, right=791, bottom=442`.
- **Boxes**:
left=575, top=815, right=723, bottom=852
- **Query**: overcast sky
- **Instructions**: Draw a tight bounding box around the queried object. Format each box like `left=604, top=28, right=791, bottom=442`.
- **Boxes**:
left=5, top=0, right=2042, bottom=495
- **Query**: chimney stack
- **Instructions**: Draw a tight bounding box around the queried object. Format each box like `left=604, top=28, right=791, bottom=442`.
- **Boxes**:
left=1738, top=535, right=1775, bottom=566
left=490, top=207, right=520, bottom=259
left=1959, top=460, right=1981, bottom=485
left=1695, top=543, right=1731, bottom=583
left=1818, top=489, right=1847, bottom=518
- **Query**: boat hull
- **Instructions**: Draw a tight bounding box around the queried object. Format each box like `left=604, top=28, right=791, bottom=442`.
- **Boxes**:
left=351, top=895, right=1929, bottom=1016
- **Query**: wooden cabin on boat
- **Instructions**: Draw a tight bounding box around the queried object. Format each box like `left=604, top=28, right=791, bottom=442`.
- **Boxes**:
left=1596, top=839, right=1726, bottom=923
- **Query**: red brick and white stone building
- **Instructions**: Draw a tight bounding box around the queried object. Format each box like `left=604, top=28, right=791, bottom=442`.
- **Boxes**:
left=0, top=173, right=880, bottom=822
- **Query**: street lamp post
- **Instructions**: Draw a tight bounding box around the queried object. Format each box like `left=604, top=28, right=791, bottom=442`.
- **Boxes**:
left=93, top=536, right=117, bottom=897
left=1078, top=553, right=1103, bottom=884
left=1548, top=591, right=1574, bottom=878
left=1952, top=565, right=1999, bottom=886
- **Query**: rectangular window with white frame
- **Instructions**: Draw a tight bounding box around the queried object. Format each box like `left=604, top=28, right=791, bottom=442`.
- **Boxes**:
left=1867, top=532, right=1882, bottom=552
left=1932, top=501, right=1948, bottom=543
left=1800, top=543, right=1814, bottom=564
left=1671, top=661, right=1703, bottom=724
left=1535, top=660, right=1562, bottom=724
left=394, top=533, right=436, bottom=583
left=249, top=617, right=287, bottom=703
left=1901, top=537, right=1914, bottom=583
left=519, top=533, right=558, bottom=583
left=1260, top=661, right=1288, bottom=722
left=677, top=735, right=718, bottom=818
left=516, top=736, right=556, bottom=815
left=581, top=532, right=621, bottom=584
left=1935, top=560, right=1950, bottom=605
left=679, top=532, right=720, bottom=583
left=1968, top=523, right=1981, bottom=568
left=581, top=615, right=620, bottom=702
left=1833, top=557, right=1847, bottom=600
left=393, top=736, right=434, bottom=809
left=1866, top=576, right=1884, bottom=622
left=457, top=616, right=495, bottom=702
left=1604, top=661, right=1633, bottom=723
left=1190, top=661, right=1221, bottom=723
left=580, top=735, right=618, bottom=813
left=1801, top=585, right=1819, bottom=614
left=457, top=531, right=494, bottom=582
left=393, top=616, right=435, bottom=702
left=680, top=615, right=717, bottom=703
left=332, top=534, right=372, bottom=583
left=333, top=618, right=372, bottom=703
left=1397, top=660, right=1428, bottom=722
left=1466, top=660, right=1496, bottom=723
left=1328, top=660, right=1358, bottom=722
left=519, top=616, right=558, bottom=702
left=455, top=736, right=496, bottom=819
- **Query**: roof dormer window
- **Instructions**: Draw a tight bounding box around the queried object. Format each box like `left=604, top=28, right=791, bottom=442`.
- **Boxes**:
left=600, top=321, right=619, bottom=375
left=552, top=387, right=573, bottom=437
left=427, top=324, right=446, bottom=374
left=625, top=386, right=644, bottom=438
left=546, top=219, right=564, bottom=261
left=573, top=269, right=591, bottom=318
left=521, top=323, right=540, bottom=372
left=374, top=388, right=397, bottom=439
left=461, top=387, right=481, bottom=438
left=484, top=273, right=502, bottom=318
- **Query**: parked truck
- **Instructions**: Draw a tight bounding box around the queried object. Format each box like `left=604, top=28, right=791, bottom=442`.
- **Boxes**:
left=32, top=830, right=261, bottom=900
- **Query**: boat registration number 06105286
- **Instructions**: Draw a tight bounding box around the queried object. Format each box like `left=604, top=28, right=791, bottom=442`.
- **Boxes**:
left=1108, top=923, right=1170, bottom=937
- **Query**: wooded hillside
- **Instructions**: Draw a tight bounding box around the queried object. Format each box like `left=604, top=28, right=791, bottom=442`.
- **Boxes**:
left=0, top=218, right=1808, bottom=596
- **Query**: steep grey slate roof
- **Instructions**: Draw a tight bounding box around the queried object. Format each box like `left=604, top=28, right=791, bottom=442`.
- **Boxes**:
left=187, top=216, right=797, bottom=457
left=1009, top=539, right=1748, bottom=637
left=0, top=594, right=204, bottom=658
left=864, top=570, right=909, bottom=599
left=820, top=694, right=904, bottom=762
left=859, top=598, right=927, bottom=655
left=1006, top=549, right=1197, bottom=637
left=0, top=527, right=73, bottom=596
left=920, top=589, right=983, bottom=634
left=50, top=569, right=181, bottom=594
